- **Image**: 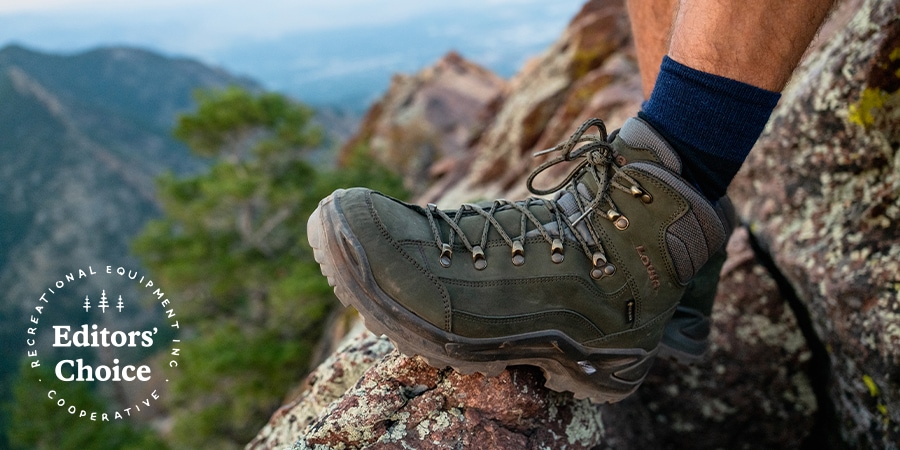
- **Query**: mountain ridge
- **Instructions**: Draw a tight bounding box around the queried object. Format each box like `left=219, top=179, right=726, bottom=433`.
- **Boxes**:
left=0, top=44, right=263, bottom=442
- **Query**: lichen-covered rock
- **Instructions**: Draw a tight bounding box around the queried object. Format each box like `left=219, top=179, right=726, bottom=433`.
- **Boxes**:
left=728, top=0, right=900, bottom=447
left=615, top=227, right=817, bottom=449
left=247, top=328, right=395, bottom=449
left=292, top=346, right=607, bottom=450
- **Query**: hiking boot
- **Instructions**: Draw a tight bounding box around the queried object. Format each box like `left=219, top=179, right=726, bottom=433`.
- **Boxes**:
left=659, top=196, right=736, bottom=364
left=308, top=117, right=728, bottom=403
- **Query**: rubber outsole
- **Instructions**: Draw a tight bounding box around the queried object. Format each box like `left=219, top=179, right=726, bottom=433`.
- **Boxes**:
left=307, top=190, right=658, bottom=403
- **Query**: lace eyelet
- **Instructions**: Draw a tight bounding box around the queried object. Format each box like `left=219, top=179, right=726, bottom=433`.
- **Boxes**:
left=439, top=243, right=453, bottom=268
left=606, top=210, right=629, bottom=230
left=592, top=251, right=607, bottom=267
left=630, top=186, right=653, bottom=204
left=472, top=245, right=487, bottom=270
left=590, top=252, right=616, bottom=279
left=511, top=241, right=525, bottom=266
left=550, top=239, right=565, bottom=263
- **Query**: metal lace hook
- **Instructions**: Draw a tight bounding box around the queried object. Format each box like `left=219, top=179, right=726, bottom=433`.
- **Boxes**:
left=533, top=146, right=560, bottom=157
left=571, top=205, right=595, bottom=226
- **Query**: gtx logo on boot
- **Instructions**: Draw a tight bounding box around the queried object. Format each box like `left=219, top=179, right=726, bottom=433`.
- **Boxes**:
left=635, top=245, right=660, bottom=289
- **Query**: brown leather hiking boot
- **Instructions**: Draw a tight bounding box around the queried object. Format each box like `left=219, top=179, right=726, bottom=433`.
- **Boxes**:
left=308, top=117, right=727, bottom=402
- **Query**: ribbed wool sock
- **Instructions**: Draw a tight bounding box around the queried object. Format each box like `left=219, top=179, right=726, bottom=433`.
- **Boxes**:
left=639, top=56, right=781, bottom=201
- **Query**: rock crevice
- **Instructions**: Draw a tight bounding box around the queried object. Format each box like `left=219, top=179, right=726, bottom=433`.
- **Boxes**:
left=746, top=229, right=842, bottom=450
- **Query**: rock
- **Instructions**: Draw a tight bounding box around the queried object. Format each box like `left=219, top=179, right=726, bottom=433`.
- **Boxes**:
left=246, top=327, right=395, bottom=449
left=615, top=227, right=817, bottom=449
left=728, top=0, right=900, bottom=447
left=421, top=0, right=641, bottom=206
left=249, top=330, right=610, bottom=450
left=338, top=51, right=506, bottom=197
left=295, top=346, right=607, bottom=450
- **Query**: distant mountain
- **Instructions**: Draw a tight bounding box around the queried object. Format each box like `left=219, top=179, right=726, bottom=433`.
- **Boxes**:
left=0, top=43, right=261, bottom=301
left=217, top=13, right=572, bottom=111
left=0, top=44, right=259, bottom=437
left=0, top=2, right=583, bottom=113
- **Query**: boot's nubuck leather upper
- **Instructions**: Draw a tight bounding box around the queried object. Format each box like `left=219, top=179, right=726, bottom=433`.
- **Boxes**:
left=308, top=117, right=728, bottom=402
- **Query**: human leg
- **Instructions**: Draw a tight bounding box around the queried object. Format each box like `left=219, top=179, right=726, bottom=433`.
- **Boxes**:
left=641, top=0, right=835, bottom=202
left=631, top=0, right=834, bottom=361
left=628, top=0, right=731, bottom=363
left=669, top=0, right=835, bottom=92
left=626, top=0, right=678, bottom=98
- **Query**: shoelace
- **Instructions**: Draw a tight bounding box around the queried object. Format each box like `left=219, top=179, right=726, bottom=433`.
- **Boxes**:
left=424, top=118, right=652, bottom=279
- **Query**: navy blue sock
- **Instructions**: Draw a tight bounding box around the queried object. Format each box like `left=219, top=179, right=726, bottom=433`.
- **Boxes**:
left=639, top=56, right=781, bottom=201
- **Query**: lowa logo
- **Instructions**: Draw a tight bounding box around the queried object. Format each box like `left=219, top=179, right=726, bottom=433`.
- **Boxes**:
left=23, top=265, right=181, bottom=422
left=635, top=246, right=661, bottom=289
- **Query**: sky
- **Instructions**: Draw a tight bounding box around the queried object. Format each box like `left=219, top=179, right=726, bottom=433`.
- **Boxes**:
left=2, top=1, right=481, bottom=52
left=0, top=0, right=583, bottom=58
left=0, top=0, right=586, bottom=107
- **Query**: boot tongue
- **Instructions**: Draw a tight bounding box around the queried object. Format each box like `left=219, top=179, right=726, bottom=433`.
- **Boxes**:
left=547, top=117, right=681, bottom=246
left=548, top=183, right=597, bottom=245
left=611, top=117, right=683, bottom=173
left=550, top=117, right=682, bottom=213
left=555, top=189, right=582, bottom=218
left=522, top=179, right=596, bottom=244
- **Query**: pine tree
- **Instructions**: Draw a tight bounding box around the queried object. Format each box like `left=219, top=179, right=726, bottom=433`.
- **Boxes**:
left=132, top=86, right=404, bottom=448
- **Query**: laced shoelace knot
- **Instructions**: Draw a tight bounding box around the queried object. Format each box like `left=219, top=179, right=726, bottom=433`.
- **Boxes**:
left=424, top=118, right=652, bottom=279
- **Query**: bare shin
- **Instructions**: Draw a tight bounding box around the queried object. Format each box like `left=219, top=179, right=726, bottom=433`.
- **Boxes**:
left=668, top=0, right=835, bottom=92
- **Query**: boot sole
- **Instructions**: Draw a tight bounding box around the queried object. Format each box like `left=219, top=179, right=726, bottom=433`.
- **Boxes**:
left=307, top=190, right=657, bottom=403
left=658, top=343, right=707, bottom=365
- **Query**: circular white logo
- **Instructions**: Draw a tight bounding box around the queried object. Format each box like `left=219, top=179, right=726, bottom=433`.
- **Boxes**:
left=23, top=264, right=181, bottom=422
